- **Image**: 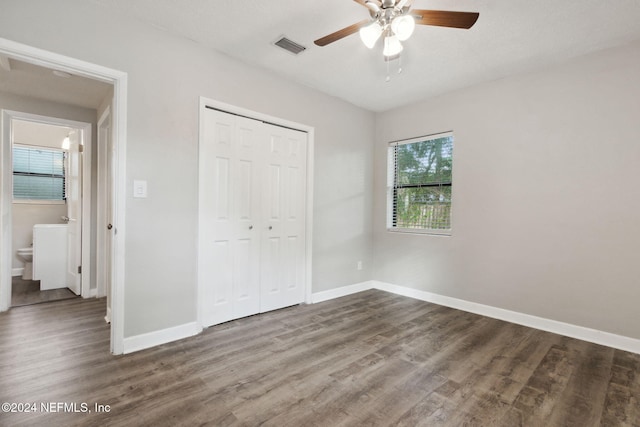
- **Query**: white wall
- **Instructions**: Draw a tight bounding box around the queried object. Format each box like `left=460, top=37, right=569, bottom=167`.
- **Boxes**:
left=0, top=0, right=375, bottom=337
left=373, top=40, right=640, bottom=339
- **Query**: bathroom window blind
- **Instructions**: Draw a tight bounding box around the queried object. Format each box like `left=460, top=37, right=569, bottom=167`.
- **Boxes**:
left=13, top=146, right=66, bottom=201
left=387, top=132, right=453, bottom=234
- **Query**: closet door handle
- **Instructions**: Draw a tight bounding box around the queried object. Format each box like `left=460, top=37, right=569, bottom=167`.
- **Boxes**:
left=249, top=225, right=253, bottom=230
left=268, top=226, right=273, bottom=230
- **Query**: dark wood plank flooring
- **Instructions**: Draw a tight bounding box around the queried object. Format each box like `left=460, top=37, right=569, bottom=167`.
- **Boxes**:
left=1, top=290, right=639, bottom=426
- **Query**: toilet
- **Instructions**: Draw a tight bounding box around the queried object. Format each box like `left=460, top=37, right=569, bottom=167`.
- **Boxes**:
left=17, top=247, right=33, bottom=280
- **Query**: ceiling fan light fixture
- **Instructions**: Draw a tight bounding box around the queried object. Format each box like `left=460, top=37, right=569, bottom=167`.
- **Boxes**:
left=383, top=35, right=403, bottom=57
left=359, top=21, right=382, bottom=49
left=391, top=14, right=415, bottom=41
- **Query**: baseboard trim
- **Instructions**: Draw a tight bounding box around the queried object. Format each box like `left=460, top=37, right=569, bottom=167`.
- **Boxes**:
left=12, top=268, right=24, bottom=277
left=310, top=280, right=640, bottom=354
left=311, top=281, right=374, bottom=304
left=371, top=281, right=640, bottom=355
left=123, top=322, right=202, bottom=354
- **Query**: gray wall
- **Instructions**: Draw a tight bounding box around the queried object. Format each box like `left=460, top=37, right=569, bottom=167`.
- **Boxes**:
left=0, top=0, right=375, bottom=337
left=373, top=41, right=640, bottom=339
left=9, top=1, right=636, bottom=344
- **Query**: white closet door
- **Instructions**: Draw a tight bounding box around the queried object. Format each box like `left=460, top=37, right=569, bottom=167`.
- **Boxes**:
left=260, top=124, right=307, bottom=312
left=200, top=109, right=263, bottom=326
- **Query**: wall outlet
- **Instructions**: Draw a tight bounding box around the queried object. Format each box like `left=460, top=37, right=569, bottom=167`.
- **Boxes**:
left=357, top=261, right=363, bottom=271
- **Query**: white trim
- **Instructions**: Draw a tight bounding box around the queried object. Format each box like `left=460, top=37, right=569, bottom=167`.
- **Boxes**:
left=0, top=110, right=11, bottom=311
left=386, top=227, right=452, bottom=236
left=197, top=97, right=315, bottom=327
left=0, top=37, right=128, bottom=355
left=87, top=287, right=97, bottom=298
left=389, top=130, right=454, bottom=147
left=309, top=280, right=640, bottom=355
left=12, top=267, right=23, bottom=277
left=80, top=122, right=92, bottom=300
left=110, top=73, right=127, bottom=356
left=96, top=106, right=111, bottom=298
left=304, top=129, right=315, bottom=305
left=12, top=200, right=67, bottom=205
left=123, top=322, right=202, bottom=354
left=311, top=281, right=374, bottom=304
left=202, top=98, right=316, bottom=134
left=371, top=281, right=640, bottom=355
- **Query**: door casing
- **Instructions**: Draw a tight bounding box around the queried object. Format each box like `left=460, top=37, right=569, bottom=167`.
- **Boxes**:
left=0, top=37, right=128, bottom=355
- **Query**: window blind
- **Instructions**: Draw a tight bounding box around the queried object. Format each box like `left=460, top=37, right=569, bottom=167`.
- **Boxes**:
left=387, top=132, right=453, bottom=232
left=13, top=146, right=66, bottom=201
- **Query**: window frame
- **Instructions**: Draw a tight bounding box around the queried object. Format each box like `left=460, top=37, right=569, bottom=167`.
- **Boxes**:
left=12, top=144, right=67, bottom=205
left=386, top=131, right=453, bottom=236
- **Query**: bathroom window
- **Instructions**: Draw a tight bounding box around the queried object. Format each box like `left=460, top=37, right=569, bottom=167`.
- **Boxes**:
left=13, top=145, right=66, bottom=202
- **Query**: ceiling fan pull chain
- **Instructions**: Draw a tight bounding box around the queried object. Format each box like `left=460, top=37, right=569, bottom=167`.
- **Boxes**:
left=398, top=55, right=403, bottom=74
left=386, top=57, right=391, bottom=82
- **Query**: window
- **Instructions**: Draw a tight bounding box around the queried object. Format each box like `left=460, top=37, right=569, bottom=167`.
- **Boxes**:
left=13, top=145, right=66, bottom=202
left=387, top=132, right=453, bottom=234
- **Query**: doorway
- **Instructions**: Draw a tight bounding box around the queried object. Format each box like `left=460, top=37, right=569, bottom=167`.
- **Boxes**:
left=0, top=37, right=128, bottom=354
left=8, top=113, right=91, bottom=306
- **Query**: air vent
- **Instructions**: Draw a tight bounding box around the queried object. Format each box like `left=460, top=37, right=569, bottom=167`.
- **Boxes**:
left=273, top=36, right=306, bottom=55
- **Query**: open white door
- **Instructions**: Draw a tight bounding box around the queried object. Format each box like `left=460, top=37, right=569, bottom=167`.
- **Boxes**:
left=106, top=114, right=115, bottom=320
left=66, top=129, right=82, bottom=295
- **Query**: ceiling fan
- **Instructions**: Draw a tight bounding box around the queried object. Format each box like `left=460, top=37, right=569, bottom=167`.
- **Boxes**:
left=314, top=0, right=479, bottom=58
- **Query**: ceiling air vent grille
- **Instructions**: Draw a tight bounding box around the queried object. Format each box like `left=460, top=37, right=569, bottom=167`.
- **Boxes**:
left=273, top=37, right=306, bottom=55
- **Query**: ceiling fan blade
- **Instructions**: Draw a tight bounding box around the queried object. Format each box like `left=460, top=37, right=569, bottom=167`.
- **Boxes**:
left=314, top=19, right=371, bottom=47
left=412, top=10, right=479, bottom=29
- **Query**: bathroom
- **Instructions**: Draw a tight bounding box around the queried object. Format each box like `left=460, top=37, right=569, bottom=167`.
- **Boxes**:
left=11, top=118, right=78, bottom=306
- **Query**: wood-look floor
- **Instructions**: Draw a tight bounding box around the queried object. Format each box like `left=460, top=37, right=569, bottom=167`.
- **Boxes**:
left=1, top=290, right=639, bottom=426
left=11, top=277, right=78, bottom=307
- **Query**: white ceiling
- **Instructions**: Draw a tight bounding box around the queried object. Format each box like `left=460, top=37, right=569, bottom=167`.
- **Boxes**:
left=0, top=57, right=111, bottom=110
left=89, top=0, right=640, bottom=112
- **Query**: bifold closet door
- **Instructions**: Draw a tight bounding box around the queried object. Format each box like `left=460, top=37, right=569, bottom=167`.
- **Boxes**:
left=260, top=123, right=307, bottom=312
left=200, top=110, right=263, bottom=327
left=200, top=108, right=307, bottom=327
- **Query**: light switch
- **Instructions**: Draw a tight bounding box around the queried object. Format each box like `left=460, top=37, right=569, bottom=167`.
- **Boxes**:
left=133, top=180, right=148, bottom=198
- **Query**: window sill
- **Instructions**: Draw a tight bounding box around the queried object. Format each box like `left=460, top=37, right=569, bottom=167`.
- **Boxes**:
left=387, top=227, right=452, bottom=237
left=13, top=200, right=66, bottom=205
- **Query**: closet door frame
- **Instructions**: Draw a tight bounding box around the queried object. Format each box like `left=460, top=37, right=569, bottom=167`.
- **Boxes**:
left=197, top=97, right=315, bottom=328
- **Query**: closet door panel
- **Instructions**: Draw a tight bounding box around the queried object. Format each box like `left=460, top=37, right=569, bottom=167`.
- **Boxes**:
left=200, top=111, right=235, bottom=325
left=260, top=125, right=307, bottom=312
left=231, top=117, right=263, bottom=319
left=200, top=110, right=262, bottom=326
